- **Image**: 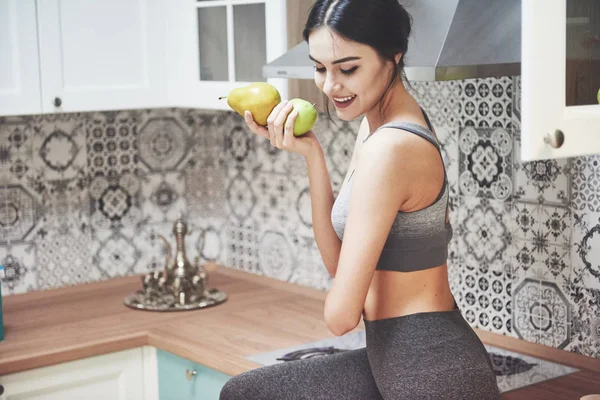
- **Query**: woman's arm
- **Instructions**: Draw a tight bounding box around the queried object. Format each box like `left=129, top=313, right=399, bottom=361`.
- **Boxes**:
left=324, top=129, right=412, bottom=336
left=304, top=142, right=342, bottom=278
left=304, top=117, right=368, bottom=278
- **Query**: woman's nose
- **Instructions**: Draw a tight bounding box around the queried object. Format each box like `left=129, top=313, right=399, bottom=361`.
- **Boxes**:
left=323, top=76, right=341, bottom=95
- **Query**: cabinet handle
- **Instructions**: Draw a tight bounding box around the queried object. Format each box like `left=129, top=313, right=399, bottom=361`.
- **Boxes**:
left=53, top=97, right=62, bottom=107
left=544, top=129, right=565, bottom=149
left=185, top=369, right=197, bottom=381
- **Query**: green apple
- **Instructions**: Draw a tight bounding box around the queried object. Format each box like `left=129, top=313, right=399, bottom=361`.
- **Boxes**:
left=288, top=98, right=317, bottom=136
left=597, top=87, right=600, bottom=104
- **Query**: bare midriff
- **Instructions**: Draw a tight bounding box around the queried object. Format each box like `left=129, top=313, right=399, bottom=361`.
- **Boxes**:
left=361, top=264, right=456, bottom=321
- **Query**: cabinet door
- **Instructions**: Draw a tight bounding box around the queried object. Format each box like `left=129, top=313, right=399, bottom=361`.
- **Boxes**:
left=0, top=347, right=156, bottom=400
left=157, top=349, right=231, bottom=400
left=166, top=0, right=288, bottom=110
left=0, top=0, right=42, bottom=116
left=36, top=0, right=166, bottom=114
left=522, top=0, right=600, bottom=161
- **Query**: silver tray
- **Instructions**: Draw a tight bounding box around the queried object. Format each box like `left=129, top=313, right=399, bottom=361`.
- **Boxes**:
left=123, top=288, right=228, bottom=312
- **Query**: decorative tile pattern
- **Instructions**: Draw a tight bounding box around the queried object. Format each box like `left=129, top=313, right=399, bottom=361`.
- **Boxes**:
left=513, top=278, right=571, bottom=349
left=458, top=126, right=513, bottom=200
left=186, top=163, right=228, bottom=220
left=258, top=230, right=294, bottom=281
left=181, top=109, right=227, bottom=151
left=92, top=229, right=142, bottom=278
left=0, top=117, right=33, bottom=184
left=255, top=136, right=288, bottom=174
left=540, top=282, right=571, bottom=348
left=32, top=118, right=86, bottom=181
left=447, top=261, right=464, bottom=304
left=252, top=171, right=300, bottom=228
left=289, top=234, right=331, bottom=291
left=0, top=243, right=37, bottom=294
left=129, top=222, right=180, bottom=275
left=459, top=257, right=513, bottom=336
left=513, top=137, right=571, bottom=206
left=437, top=126, right=459, bottom=190
left=140, top=172, right=186, bottom=223
left=191, top=218, right=226, bottom=264
left=458, top=77, right=513, bottom=128
left=0, top=185, right=39, bottom=244
left=571, top=155, right=600, bottom=213
left=512, top=76, right=521, bottom=122
left=36, top=174, right=89, bottom=229
left=138, top=116, right=190, bottom=172
left=89, top=173, right=142, bottom=230
left=325, top=120, right=356, bottom=178
left=34, top=224, right=95, bottom=290
left=226, top=171, right=256, bottom=223
left=86, top=111, right=139, bottom=178
left=513, top=278, right=542, bottom=343
left=224, top=218, right=260, bottom=274
left=295, top=186, right=313, bottom=229
left=512, top=202, right=571, bottom=285
left=283, top=152, right=308, bottom=177
left=571, top=211, right=600, bottom=290
left=457, top=197, right=512, bottom=274
left=409, top=80, right=462, bottom=128
left=222, top=115, right=259, bottom=171
left=566, top=286, right=600, bottom=358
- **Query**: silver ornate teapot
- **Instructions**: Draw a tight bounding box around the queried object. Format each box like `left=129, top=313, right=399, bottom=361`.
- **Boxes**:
left=124, top=219, right=227, bottom=311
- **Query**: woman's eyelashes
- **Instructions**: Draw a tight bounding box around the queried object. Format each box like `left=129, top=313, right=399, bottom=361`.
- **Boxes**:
left=341, top=66, right=359, bottom=75
left=314, top=66, right=359, bottom=75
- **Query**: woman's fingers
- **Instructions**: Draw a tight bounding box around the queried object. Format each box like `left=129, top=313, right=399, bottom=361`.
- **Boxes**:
left=283, top=109, right=298, bottom=148
left=245, top=100, right=297, bottom=149
left=244, top=111, right=269, bottom=139
left=267, top=101, right=288, bottom=146
left=274, top=102, right=293, bottom=148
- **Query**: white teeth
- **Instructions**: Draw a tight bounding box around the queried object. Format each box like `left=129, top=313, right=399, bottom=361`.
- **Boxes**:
left=333, top=95, right=356, bottom=103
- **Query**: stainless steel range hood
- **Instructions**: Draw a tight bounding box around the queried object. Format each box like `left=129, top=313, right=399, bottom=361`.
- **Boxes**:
left=263, top=0, right=521, bottom=81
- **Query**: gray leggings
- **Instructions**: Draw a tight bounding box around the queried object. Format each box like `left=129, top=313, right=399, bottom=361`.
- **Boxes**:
left=220, top=306, right=501, bottom=399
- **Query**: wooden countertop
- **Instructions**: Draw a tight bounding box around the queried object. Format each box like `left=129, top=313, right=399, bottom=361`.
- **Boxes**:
left=0, top=265, right=339, bottom=376
left=1, top=264, right=599, bottom=398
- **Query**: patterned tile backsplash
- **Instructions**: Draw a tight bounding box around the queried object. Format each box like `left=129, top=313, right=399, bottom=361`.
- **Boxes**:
left=1, top=76, right=600, bottom=359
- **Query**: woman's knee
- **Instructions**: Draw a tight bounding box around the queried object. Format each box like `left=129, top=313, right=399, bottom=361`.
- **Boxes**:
left=219, top=371, right=262, bottom=400
left=219, top=374, right=245, bottom=400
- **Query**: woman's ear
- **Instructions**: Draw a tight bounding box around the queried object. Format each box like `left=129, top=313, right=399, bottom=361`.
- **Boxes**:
left=394, top=52, right=403, bottom=65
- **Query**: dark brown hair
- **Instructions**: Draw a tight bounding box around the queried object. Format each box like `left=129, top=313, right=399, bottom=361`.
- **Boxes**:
left=303, top=0, right=413, bottom=121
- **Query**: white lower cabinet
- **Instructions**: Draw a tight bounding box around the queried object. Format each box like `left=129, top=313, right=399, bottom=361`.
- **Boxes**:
left=0, top=347, right=158, bottom=400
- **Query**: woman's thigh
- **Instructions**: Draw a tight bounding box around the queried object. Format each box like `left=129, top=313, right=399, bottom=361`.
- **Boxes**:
left=219, top=347, right=383, bottom=400
left=365, top=310, right=501, bottom=400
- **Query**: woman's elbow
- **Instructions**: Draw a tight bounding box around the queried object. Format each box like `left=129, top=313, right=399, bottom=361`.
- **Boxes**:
left=324, top=304, right=359, bottom=336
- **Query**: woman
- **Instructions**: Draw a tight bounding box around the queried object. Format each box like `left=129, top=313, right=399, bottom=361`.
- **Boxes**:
left=220, top=0, right=500, bottom=399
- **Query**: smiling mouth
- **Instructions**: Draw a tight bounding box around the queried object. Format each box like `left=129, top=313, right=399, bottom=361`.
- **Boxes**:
left=333, top=95, right=355, bottom=102
left=332, top=95, right=357, bottom=109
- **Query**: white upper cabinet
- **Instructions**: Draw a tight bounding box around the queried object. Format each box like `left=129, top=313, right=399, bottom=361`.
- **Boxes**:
left=166, top=0, right=288, bottom=110
left=36, top=0, right=167, bottom=114
left=522, top=0, right=600, bottom=161
left=0, top=0, right=42, bottom=116
left=0, top=0, right=288, bottom=116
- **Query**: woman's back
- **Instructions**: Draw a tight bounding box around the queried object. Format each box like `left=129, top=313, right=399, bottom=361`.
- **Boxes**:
left=333, top=96, right=456, bottom=321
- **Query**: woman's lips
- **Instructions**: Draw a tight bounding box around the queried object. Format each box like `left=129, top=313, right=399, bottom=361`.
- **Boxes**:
left=333, top=95, right=356, bottom=109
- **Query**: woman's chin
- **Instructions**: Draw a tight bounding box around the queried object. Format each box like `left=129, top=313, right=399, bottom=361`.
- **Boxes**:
left=334, top=109, right=361, bottom=121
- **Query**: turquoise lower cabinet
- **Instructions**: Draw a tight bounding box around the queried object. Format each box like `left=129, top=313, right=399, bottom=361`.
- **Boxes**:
left=157, top=349, right=232, bottom=400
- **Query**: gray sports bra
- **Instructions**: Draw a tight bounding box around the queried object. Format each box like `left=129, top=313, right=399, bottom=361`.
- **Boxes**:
left=330, top=113, right=453, bottom=272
